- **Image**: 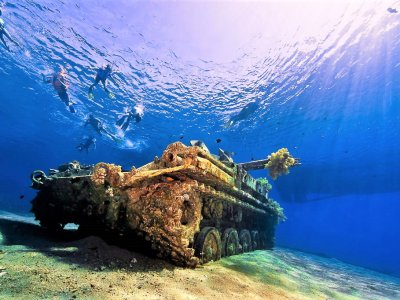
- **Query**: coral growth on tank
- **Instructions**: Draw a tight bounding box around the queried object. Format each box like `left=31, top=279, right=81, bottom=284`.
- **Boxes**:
left=265, top=148, right=297, bottom=180
left=257, top=177, right=273, bottom=192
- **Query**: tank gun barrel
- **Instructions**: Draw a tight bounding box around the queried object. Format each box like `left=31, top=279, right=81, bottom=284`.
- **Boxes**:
left=238, top=158, right=301, bottom=171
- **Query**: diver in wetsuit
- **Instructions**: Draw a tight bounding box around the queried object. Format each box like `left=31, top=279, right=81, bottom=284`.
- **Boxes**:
left=116, top=106, right=143, bottom=132
left=0, top=8, right=20, bottom=52
left=84, top=114, right=117, bottom=141
left=76, top=136, right=96, bottom=154
left=42, top=66, right=76, bottom=113
left=88, top=64, right=115, bottom=99
left=225, top=101, right=260, bottom=128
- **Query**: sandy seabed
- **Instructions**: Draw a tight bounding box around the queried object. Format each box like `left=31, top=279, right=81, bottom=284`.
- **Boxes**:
left=0, top=212, right=399, bottom=300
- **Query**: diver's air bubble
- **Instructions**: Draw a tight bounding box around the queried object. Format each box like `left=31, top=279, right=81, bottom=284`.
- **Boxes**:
left=135, top=104, right=144, bottom=116
left=117, top=138, right=148, bottom=151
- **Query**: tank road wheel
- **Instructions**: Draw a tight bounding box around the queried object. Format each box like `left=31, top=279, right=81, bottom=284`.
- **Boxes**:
left=251, top=230, right=260, bottom=250
left=194, top=227, right=222, bottom=264
left=222, top=228, right=240, bottom=257
left=258, top=231, right=266, bottom=249
left=259, top=231, right=273, bottom=249
left=239, top=229, right=252, bottom=253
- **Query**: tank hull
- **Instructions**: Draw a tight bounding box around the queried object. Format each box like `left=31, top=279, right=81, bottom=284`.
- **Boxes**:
left=31, top=142, right=283, bottom=267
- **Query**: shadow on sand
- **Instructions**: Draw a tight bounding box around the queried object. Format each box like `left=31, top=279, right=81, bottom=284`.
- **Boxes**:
left=0, top=216, right=175, bottom=273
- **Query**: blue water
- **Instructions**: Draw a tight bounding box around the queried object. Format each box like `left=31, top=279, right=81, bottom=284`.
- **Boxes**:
left=1, top=1, right=399, bottom=277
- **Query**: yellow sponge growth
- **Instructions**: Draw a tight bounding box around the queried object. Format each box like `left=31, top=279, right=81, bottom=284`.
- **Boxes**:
left=265, top=148, right=296, bottom=180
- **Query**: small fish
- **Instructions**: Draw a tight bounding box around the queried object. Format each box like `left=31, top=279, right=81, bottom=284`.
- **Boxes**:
left=216, top=138, right=222, bottom=143
left=19, top=195, right=25, bottom=199
left=180, top=135, right=184, bottom=140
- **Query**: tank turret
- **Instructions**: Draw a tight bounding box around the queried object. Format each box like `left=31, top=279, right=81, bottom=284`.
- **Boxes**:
left=30, top=142, right=299, bottom=267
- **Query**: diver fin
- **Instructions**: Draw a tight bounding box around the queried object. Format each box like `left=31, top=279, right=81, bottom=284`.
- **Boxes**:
left=121, top=121, right=130, bottom=132
left=116, top=117, right=125, bottom=127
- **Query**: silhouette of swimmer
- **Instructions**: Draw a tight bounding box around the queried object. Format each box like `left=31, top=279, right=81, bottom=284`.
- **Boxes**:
left=76, top=136, right=96, bottom=153
left=0, top=8, right=20, bottom=52
left=226, top=101, right=260, bottom=127
left=42, top=66, right=76, bottom=113
left=388, top=8, right=398, bottom=13
left=88, top=64, right=116, bottom=99
left=84, top=114, right=117, bottom=141
left=116, top=106, right=143, bottom=132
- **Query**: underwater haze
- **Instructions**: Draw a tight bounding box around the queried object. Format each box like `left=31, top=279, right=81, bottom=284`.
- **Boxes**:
left=1, top=0, right=400, bottom=281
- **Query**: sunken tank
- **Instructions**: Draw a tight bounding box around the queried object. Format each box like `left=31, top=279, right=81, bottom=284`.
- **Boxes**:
left=30, top=141, right=299, bottom=267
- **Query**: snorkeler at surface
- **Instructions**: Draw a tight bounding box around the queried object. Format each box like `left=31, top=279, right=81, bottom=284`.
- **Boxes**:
left=0, top=8, right=20, bottom=52
left=76, top=136, right=96, bottom=154
left=42, top=66, right=76, bottom=113
left=88, top=64, right=116, bottom=99
left=116, top=106, right=144, bottom=132
left=85, top=114, right=117, bottom=141
left=225, top=101, right=260, bottom=128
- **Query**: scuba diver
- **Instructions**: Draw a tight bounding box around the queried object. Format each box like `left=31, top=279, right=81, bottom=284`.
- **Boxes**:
left=116, top=106, right=143, bottom=132
left=225, top=101, right=260, bottom=128
left=88, top=63, right=116, bottom=99
left=76, top=136, right=96, bottom=153
left=84, top=114, right=117, bottom=141
left=0, top=8, right=20, bottom=52
left=42, top=66, right=76, bottom=113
